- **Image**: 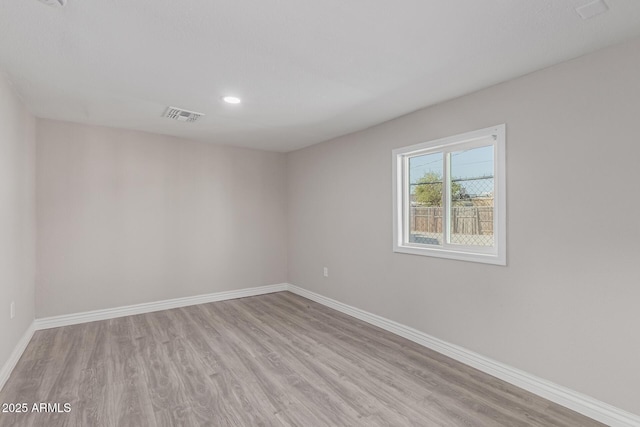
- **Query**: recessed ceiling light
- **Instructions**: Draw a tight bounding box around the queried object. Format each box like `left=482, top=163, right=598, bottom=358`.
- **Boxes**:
left=222, top=96, right=241, bottom=104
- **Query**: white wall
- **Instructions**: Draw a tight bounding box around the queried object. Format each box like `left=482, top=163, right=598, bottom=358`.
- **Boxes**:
left=287, top=37, right=640, bottom=415
left=36, top=120, right=288, bottom=317
left=0, top=74, right=36, bottom=371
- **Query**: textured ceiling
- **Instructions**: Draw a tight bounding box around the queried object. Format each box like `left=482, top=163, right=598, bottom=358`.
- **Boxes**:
left=2, top=0, right=640, bottom=152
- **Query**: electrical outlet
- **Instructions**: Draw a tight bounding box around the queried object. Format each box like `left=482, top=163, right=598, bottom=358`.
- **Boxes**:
left=10, top=301, right=15, bottom=319
left=323, top=267, right=328, bottom=277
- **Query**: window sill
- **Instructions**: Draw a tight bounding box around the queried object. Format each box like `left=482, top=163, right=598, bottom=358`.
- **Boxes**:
left=393, top=244, right=506, bottom=266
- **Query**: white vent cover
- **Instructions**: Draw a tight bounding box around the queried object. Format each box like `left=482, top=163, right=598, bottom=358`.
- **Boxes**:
left=164, top=106, right=204, bottom=123
left=37, top=0, right=67, bottom=7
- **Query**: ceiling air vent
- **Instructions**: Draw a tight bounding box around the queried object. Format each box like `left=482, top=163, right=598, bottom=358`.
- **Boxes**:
left=164, top=106, right=204, bottom=123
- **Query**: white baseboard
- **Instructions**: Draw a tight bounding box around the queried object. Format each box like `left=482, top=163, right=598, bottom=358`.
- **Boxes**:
left=286, top=284, right=640, bottom=427
left=0, top=321, right=35, bottom=392
left=35, top=283, right=288, bottom=330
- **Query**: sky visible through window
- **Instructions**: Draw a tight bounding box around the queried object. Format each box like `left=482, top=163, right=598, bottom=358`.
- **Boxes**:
left=409, top=145, right=493, bottom=196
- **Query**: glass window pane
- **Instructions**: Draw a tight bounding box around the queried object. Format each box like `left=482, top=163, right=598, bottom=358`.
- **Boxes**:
left=449, top=145, right=494, bottom=246
left=408, top=152, right=443, bottom=245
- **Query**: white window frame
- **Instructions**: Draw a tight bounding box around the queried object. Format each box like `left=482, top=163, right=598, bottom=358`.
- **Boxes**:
left=392, top=124, right=506, bottom=265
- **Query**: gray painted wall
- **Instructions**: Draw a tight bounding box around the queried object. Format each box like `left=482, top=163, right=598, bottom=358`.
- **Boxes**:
left=287, top=37, right=640, bottom=414
left=0, top=74, right=36, bottom=371
left=36, top=120, right=288, bottom=317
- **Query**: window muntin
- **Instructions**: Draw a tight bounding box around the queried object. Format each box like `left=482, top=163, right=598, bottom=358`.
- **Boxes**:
left=393, top=125, right=506, bottom=265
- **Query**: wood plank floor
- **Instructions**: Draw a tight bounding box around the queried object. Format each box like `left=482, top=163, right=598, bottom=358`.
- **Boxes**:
left=0, top=292, right=603, bottom=426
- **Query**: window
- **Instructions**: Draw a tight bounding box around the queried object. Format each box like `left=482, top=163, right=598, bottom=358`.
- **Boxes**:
left=392, top=125, right=506, bottom=265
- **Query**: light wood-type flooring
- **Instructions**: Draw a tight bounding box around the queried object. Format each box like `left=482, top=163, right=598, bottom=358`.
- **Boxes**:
left=0, top=292, right=604, bottom=426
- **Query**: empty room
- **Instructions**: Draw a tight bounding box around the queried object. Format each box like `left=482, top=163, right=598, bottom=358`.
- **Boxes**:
left=1, top=0, right=639, bottom=426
